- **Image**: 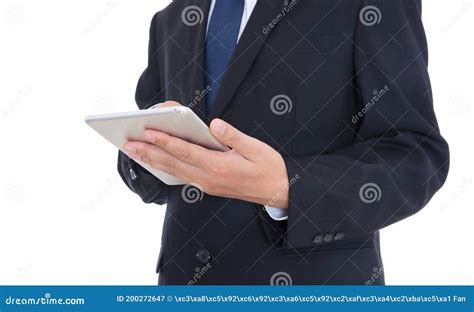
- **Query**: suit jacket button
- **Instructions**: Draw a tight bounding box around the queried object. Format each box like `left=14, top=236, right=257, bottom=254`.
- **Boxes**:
left=323, top=233, right=334, bottom=242
left=334, top=232, right=345, bottom=241
left=196, top=249, right=211, bottom=264
left=312, top=234, right=323, bottom=244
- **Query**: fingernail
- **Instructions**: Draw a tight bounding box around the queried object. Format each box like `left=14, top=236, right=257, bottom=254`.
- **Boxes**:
left=212, top=119, right=226, bottom=137
left=124, top=145, right=136, bottom=154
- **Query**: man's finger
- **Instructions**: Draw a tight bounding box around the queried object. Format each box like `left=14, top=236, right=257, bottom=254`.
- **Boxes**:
left=158, top=101, right=182, bottom=108
left=143, top=130, right=222, bottom=170
left=149, top=101, right=182, bottom=109
left=123, top=141, right=202, bottom=182
left=210, top=119, right=264, bottom=161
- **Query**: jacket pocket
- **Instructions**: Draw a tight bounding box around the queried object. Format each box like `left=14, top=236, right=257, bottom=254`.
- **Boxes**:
left=276, top=240, right=375, bottom=258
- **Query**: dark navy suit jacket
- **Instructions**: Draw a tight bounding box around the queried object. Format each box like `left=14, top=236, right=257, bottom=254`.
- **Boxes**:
left=118, top=0, right=449, bottom=285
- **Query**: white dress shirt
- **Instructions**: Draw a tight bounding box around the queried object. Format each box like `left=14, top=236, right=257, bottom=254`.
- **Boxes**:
left=207, top=0, right=288, bottom=221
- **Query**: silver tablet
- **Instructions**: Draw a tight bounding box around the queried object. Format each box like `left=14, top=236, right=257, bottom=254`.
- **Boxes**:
left=85, top=106, right=228, bottom=185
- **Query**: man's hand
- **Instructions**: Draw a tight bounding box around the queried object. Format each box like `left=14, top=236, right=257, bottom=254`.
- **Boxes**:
left=123, top=102, right=289, bottom=208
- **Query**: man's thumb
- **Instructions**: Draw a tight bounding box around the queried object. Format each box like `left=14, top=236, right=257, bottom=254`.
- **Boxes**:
left=210, top=119, right=260, bottom=160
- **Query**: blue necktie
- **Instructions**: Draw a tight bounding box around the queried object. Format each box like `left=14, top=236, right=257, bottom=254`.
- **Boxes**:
left=204, top=0, right=245, bottom=114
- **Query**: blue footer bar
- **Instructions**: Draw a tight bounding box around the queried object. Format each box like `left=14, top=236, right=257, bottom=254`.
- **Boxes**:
left=1, top=286, right=473, bottom=311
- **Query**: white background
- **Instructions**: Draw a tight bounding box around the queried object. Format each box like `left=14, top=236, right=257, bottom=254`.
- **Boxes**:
left=0, top=0, right=473, bottom=285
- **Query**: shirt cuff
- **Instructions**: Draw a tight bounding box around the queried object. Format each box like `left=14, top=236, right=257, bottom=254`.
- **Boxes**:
left=264, top=205, right=288, bottom=221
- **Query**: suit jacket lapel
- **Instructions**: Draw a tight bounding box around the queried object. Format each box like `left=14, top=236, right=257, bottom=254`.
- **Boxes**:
left=184, top=0, right=211, bottom=123
left=209, top=0, right=297, bottom=119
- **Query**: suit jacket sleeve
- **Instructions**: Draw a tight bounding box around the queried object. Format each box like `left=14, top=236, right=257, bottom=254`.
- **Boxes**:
left=280, top=0, right=449, bottom=249
left=117, top=12, right=169, bottom=205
